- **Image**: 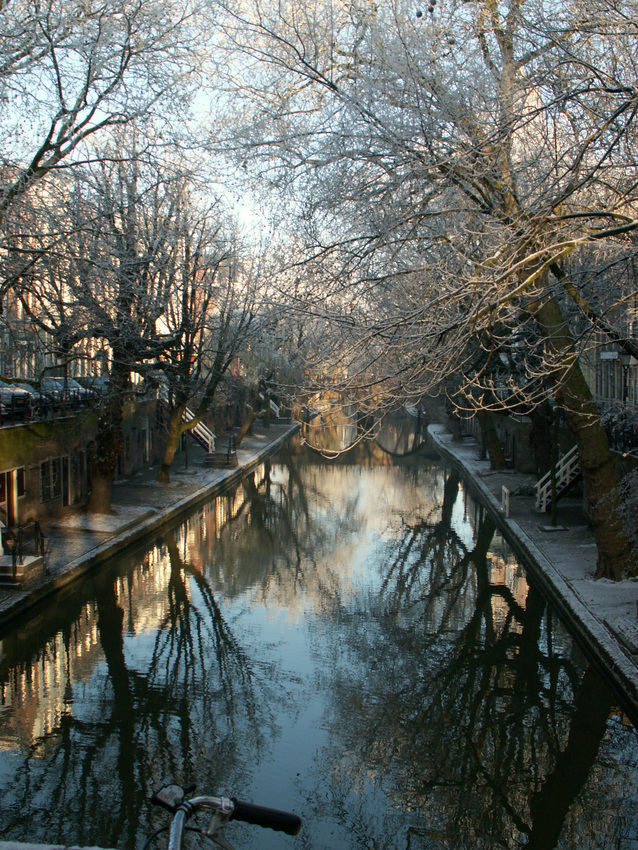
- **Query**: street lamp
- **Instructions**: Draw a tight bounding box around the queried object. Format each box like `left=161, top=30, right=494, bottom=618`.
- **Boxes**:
left=620, top=351, right=632, bottom=404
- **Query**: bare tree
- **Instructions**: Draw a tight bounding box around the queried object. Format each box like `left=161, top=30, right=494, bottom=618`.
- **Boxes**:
left=211, top=0, right=638, bottom=578
left=155, top=223, right=258, bottom=482
left=0, top=0, right=201, bottom=233
left=12, top=143, right=201, bottom=512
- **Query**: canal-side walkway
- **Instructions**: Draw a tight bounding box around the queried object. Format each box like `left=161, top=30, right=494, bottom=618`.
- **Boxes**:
left=0, top=422, right=299, bottom=628
left=429, top=423, right=638, bottom=722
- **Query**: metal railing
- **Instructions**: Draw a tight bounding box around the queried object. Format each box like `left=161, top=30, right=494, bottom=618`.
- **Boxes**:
left=2, top=521, right=46, bottom=582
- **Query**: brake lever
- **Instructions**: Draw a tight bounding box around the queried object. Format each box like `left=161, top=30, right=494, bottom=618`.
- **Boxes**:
left=205, top=809, right=235, bottom=850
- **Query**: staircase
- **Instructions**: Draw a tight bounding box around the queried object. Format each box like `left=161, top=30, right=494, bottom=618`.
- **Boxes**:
left=258, top=394, right=284, bottom=420
left=183, top=407, right=216, bottom=453
left=204, top=434, right=239, bottom=469
left=535, top=444, right=581, bottom=512
left=0, top=522, right=46, bottom=587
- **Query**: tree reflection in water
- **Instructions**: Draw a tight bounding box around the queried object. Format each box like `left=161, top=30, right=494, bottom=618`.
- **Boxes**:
left=306, top=465, right=634, bottom=849
left=0, top=529, right=273, bottom=847
left=0, top=446, right=636, bottom=850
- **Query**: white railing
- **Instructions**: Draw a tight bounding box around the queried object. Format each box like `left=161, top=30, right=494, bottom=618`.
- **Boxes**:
left=258, top=392, right=280, bottom=418
left=535, top=444, right=580, bottom=512
left=183, top=407, right=216, bottom=453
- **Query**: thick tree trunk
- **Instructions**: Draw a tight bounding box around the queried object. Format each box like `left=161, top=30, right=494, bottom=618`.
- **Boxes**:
left=476, top=409, right=508, bottom=470
left=533, top=296, right=634, bottom=579
left=528, top=404, right=553, bottom=478
left=262, top=398, right=271, bottom=428
left=157, top=405, right=187, bottom=483
left=87, top=364, right=127, bottom=514
left=234, top=405, right=258, bottom=448
left=87, top=473, right=116, bottom=515
left=158, top=372, right=224, bottom=481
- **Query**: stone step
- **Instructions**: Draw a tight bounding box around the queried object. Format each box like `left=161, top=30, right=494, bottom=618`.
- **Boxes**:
left=0, top=554, right=46, bottom=587
left=203, top=452, right=238, bottom=469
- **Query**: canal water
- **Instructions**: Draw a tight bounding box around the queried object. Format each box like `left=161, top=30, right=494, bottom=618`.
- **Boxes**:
left=0, top=441, right=637, bottom=849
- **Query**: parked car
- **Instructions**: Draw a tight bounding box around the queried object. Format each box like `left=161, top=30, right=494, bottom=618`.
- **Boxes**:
left=11, top=381, right=45, bottom=417
left=0, top=380, right=31, bottom=420
left=12, top=381, right=44, bottom=402
left=76, top=375, right=109, bottom=395
left=66, top=377, right=94, bottom=399
left=40, top=376, right=93, bottom=404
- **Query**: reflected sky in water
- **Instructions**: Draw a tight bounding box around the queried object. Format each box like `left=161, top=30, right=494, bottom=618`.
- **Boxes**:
left=0, top=441, right=637, bottom=849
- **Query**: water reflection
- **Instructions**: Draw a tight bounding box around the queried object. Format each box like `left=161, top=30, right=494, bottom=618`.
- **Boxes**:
left=0, top=446, right=636, bottom=850
left=302, top=393, right=360, bottom=454
left=309, top=473, right=615, bottom=848
left=0, top=494, right=277, bottom=847
left=375, top=408, right=428, bottom=456
left=301, top=403, right=429, bottom=458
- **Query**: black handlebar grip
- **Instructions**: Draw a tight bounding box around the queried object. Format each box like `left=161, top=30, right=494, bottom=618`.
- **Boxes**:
left=230, top=797, right=302, bottom=835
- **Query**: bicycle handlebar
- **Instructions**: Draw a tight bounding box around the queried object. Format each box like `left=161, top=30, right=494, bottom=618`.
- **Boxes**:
left=150, top=784, right=302, bottom=848
left=230, top=797, right=301, bottom=836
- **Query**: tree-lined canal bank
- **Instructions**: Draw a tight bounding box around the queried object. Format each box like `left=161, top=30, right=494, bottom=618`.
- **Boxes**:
left=429, top=424, right=638, bottom=726
left=0, top=439, right=636, bottom=849
left=0, top=424, right=299, bottom=628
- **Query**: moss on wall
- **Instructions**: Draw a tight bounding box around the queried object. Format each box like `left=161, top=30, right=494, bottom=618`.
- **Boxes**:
left=0, top=399, right=159, bottom=471
left=0, top=412, right=100, bottom=470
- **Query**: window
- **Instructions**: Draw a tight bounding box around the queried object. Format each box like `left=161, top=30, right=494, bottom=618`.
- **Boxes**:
left=51, top=458, right=62, bottom=499
left=41, top=458, right=63, bottom=501
left=40, top=461, right=51, bottom=502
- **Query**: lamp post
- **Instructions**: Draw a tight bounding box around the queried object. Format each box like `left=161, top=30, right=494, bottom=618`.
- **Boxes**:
left=621, top=351, right=632, bottom=404
left=548, top=398, right=558, bottom=527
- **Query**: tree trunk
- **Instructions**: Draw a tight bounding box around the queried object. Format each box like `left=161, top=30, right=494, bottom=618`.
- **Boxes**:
left=528, top=404, right=553, bottom=478
left=157, top=405, right=187, bottom=483
left=234, top=405, right=258, bottom=448
left=263, top=396, right=271, bottom=428
left=87, top=473, right=116, bottom=515
left=86, top=364, right=127, bottom=514
left=476, top=410, right=508, bottom=470
left=157, top=372, right=224, bottom=481
left=532, top=296, right=634, bottom=579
